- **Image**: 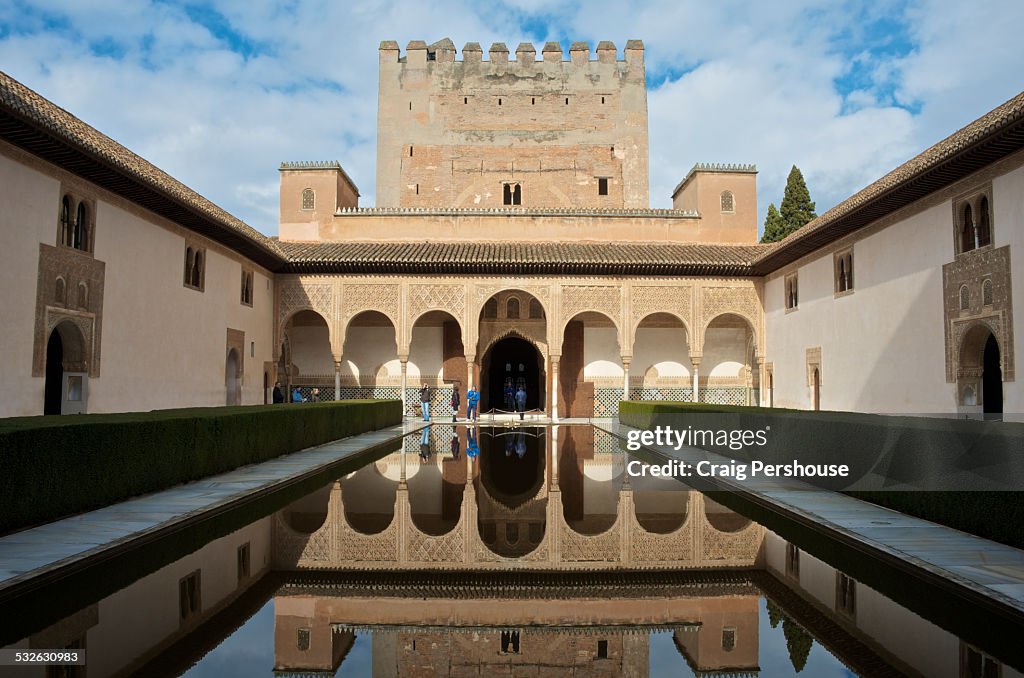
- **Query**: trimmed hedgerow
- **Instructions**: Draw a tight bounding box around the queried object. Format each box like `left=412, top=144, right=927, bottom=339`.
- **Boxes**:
left=0, top=400, right=401, bottom=535
left=618, top=401, right=1024, bottom=549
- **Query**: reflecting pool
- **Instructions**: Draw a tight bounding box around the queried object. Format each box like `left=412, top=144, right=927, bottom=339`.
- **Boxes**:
left=3, top=425, right=1022, bottom=677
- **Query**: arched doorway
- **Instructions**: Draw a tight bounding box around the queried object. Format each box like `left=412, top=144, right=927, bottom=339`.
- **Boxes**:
left=983, top=334, right=1003, bottom=417
left=481, top=336, right=545, bottom=412
left=226, top=349, right=241, bottom=406
left=812, top=368, right=821, bottom=411
left=43, top=320, right=87, bottom=415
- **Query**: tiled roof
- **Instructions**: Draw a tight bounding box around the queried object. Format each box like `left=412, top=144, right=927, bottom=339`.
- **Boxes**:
left=278, top=240, right=768, bottom=276
left=0, top=70, right=285, bottom=268
left=753, top=89, right=1024, bottom=274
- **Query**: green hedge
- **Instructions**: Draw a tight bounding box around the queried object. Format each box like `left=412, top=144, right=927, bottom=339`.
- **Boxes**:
left=619, top=401, right=1024, bottom=549
left=0, top=399, right=401, bottom=535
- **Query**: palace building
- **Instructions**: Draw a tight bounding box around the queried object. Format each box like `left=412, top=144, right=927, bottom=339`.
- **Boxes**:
left=0, top=38, right=1021, bottom=419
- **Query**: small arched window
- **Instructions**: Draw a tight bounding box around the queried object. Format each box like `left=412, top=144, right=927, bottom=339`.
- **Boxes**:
left=977, top=196, right=991, bottom=247
left=55, top=277, right=66, bottom=305
left=77, top=282, right=88, bottom=309
left=301, top=188, right=315, bottom=211
left=184, top=247, right=195, bottom=285
left=74, top=202, right=88, bottom=251
left=192, top=251, right=203, bottom=287
left=483, top=298, right=498, bottom=319
left=961, top=203, right=975, bottom=253
left=721, top=190, right=735, bottom=213
left=959, top=284, right=970, bottom=311
left=506, top=297, right=520, bottom=319
left=838, top=259, right=847, bottom=292
left=60, top=195, right=72, bottom=246
left=982, top=279, right=993, bottom=306
left=529, top=298, right=543, bottom=319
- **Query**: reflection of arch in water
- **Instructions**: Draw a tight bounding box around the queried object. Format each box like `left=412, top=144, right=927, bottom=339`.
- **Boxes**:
left=341, top=461, right=398, bottom=534
left=408, top=450, right=465, bottom=537
left=478, top=429, right=545, bottom=509
left=702, top=496, right=752, bottom=533
left=632, top=473, right=690, bottom=533
left=282, top=482, right=332, bottom=534
left=475, top=478, right=547, bottom=558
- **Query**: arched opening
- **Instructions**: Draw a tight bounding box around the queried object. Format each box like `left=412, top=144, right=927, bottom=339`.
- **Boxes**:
left=225, top=348, right=241, bottom=406
left=477, top=290, right=548, bottom=414
left=961, top=203, right=975, bottom=253
left=703, top=313, right=757, bottom=406
left=283, top=482, right=331, bottom=533
left=342, top=310, right=399, bottom=398
left=559, top=427, right=620, bottom=534
left=44, top=330, right=64, bottom=415
left=43, top=321, right=87, bottom=415
left=812, top=368, right=821, bottom=411
left=632, top=312, right=692, bottom=401
left=633, top=473, right=688, bottom=533
left=284, top=309, right=334, bottom=399
left=977, top=196, right=991, bottom=247
left=74, top=202, right=88, bottom=251
left=341, top=457, right=398, bottom=534
left=481, top=336, right=544, bottom=412
left=409, top=310, right=464, bottom=418
left=477, top=427, right=547, bottom=557
left=60, top=195, right=72, bottom=246
left=409, top=427, right=466, bottom=535
left=560, top=311, right=622, bottom=417
left=983, top=334, right=1003, bottom=418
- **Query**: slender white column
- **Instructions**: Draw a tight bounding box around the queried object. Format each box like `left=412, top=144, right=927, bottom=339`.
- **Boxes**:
left=692, top=359, right=701, bottom=403
left=551, top=357, right=560, bottom=421
left=465, top=355, right=475, bottom=389
left=333, top=357, right=342, bottom=401
left=400, top=358, right=409, bottom=417
left=622, top=358, right=631, bottom=400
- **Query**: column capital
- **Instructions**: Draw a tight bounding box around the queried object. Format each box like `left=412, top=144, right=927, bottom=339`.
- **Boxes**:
left=399, top=354, right=409, bottom=363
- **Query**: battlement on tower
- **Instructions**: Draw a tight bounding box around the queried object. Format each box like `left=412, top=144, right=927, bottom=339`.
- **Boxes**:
left=375, top=38, right=650, bottom=209
left=378, top=38, right=644, bottom=68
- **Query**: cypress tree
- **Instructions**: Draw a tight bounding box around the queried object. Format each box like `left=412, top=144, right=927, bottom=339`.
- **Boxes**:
left=761, top=203, right=785, bottom=243
left=778, top=165, right=817, bottom=235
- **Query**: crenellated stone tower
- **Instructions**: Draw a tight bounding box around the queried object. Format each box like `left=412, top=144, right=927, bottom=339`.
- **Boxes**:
left=375, top=38, right=650, bottom=209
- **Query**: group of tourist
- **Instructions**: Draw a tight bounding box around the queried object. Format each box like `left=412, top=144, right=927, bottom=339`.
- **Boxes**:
left=418, top=424, right=480, bottom=461
left=271, top=382, right=321, bottom=404
left=418, top=382, right=529, bottom=422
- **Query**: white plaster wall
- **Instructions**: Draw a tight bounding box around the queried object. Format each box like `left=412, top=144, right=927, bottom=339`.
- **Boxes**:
left=994, top=164, right=1024, bottom=418
left=407, top=325, right=443, bottom=380
left=632, top=327, right=691, bottom=378
left=0, top=152, right=55, bottom=417
left=0, top=150, right=275, bottom=416
left=342, top=326, right=399, bottom=380
left=583, top=326, right=623, bottom=377
left=84, top=519, right=270, bottom=677
left=289, top=324, right=334, bottom=374
left=703, top=327, right=747, bottom=377
left=764, top=200, right=953, bottom=413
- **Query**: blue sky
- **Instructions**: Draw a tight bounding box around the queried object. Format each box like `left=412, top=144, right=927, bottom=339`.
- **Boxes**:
left=1, top=0, right=1022, bottom=235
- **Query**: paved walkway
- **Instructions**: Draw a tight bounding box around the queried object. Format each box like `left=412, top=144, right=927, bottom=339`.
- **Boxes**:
left=596, top=420, right=1024, bottom=616
left=0, top=421, right=426, bottom=597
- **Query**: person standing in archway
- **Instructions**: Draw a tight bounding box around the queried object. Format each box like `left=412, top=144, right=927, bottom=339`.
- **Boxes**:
left=420, top=383, right=433, bottom=421
left=272, top=382, right=284, bottom=404
left=451, top=384, right=461, bottom=422
left=466, top=384, right=480, bottom=422
left=515, top=385, right=527, bottom=420
left=504, top=379, right=515, bottom=412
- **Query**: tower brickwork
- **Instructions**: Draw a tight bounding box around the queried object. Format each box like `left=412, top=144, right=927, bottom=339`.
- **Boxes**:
left=376, top=38, right=650, bottom=209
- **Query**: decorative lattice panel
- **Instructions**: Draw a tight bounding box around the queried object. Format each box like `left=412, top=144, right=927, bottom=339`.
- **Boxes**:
left=701, top=388, right=748, bottom=406
left=404, top=387, right=454, bottom=418
left=593, top=387, right=624, bottom=417
left=631, top=387, right=693, bottom=402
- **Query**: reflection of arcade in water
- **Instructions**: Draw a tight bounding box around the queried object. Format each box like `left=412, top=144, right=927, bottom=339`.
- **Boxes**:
left=273, top=426, right=762, bottom=570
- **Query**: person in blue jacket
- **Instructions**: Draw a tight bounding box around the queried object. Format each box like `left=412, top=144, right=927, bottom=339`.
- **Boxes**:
left=466, top=385, right=480, bottom=422
left=515, top=386, right=527, bottom=420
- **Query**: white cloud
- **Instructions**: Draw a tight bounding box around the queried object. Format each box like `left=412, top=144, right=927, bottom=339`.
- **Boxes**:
left=0, top=0, right=1020, bottom=236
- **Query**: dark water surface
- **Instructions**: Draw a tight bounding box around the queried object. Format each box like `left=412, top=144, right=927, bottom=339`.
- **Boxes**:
left=4, top=425, right=1022, bottom=677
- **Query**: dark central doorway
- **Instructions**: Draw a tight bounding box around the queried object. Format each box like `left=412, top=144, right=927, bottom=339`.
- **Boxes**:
left=44, top=329, right=64, bottom=415
left=481, top=336, right=545, bottom=412
left=983, top=334, right=1003, bottom=418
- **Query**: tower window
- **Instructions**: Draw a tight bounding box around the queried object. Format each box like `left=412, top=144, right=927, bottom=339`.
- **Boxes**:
left=720, top=190, right=735, bottom=213
left=531, top=97, right=535, bottom=105
left=601, top=96, right=605, bottom=104
left=565, top=97, right=569, bottom=105
left=301, top=188, right=315, bottom=210
left=498, top=98, right=502, bottom=106
left=598, top=177, right=609, bottom=196
left=722, top=629, right=736, bottom=651
left=409, top=146, right=414, bottom=157
left=464, top=97, right=468, bottom=104
left=506, top=297, right=520, bottom=319
left=597, top=639, right=608, bottom=658
left=503, top=183, right=522, bottom=206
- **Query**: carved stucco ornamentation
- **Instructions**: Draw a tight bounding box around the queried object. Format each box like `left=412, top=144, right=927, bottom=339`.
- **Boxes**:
left=33, top=244, right=105, bottom=377
left=561, top=285, right=621, bottom=327
left=701, top=285, right=761, bottom=338
left=700, top=519, right=763, bottom=564
left=279, top=279, right=334, bottom=324
left=629, top=514, right=695, bottom=564
left=942, top=245, right=1014, bottom=383
left=631, top=285, right=693, bottom=334
left=342, top=283, right=401, bottom=326
left=409, top=283, right=466, bottom=323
